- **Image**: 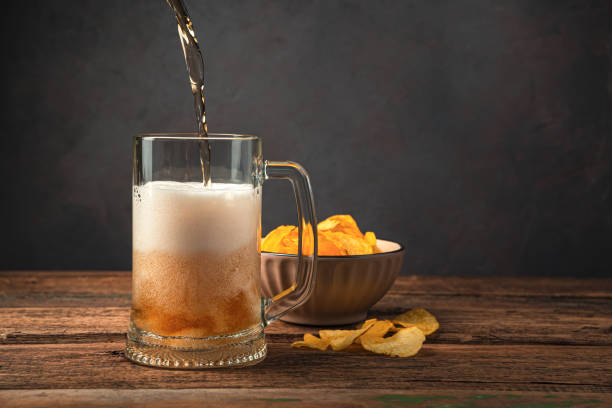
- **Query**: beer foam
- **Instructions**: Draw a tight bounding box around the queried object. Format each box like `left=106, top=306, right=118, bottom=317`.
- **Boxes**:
left=133, top=181, right=260, bottom=254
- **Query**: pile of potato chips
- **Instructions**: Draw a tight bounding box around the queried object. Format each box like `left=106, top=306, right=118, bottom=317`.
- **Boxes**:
left=262, top=214, right=380, bottom=256
left=291, top=308, right=439, bottom=357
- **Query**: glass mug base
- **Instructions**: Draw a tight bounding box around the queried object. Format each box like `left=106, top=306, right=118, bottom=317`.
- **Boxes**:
left=125, top=322, right=267, bottom=369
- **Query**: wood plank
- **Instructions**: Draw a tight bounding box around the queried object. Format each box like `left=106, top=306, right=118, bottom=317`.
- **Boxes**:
left=2, top=271, right=611, bottom=300
left=392, top=275, right=612, bottom=298
left=1, top=271, right=604, bottom=347
left=1, top=388, right=610, bottom=408
left=0, top=342, right=610, bottom=392
left=0, top=270, right=131, bottom=307
left=2, top=291, right=610, bottom=345
left=0, top=271, right=131, bottom=296
left=0, top=307, right=127, bottom=344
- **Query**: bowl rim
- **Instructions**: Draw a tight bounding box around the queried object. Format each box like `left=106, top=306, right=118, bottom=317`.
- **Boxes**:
left=261, top=238, right=405, bottom=259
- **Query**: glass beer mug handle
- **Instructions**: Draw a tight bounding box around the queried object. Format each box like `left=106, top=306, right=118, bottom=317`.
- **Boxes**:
left=263, top=161, right=318, bottom=325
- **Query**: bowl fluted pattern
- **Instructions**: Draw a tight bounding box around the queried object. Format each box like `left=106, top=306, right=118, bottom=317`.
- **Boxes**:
left=261, top=239, right=404, bottom=326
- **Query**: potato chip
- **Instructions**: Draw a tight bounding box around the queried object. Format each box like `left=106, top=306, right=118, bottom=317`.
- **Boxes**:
left=364, top=231, right=376, bottom=246
left=321, top=214, right=363, bottom=237
left=357, top=318, right=377, bottom=329
left=262, top=214, right=380, bottom=256
left=360, top=326, right=425, bottom=357
left=323, top=231, right=374, bottom=255
left=355, top=320, right=394, bottom=344
left=291, top=333, right=329, bottom=351
left=261, top=225, right=296, bottom=253
left=391, top=321, right=414, bottom=332
left=393, top=308, right=439, bottom=335
left=279, top=228, right=299, bottom=252
left=319, top=319, right=377, bottom=351
left=317, top=232, right=346, bottom=256
left=317, top=218, right=340, bottom=231
left=264, top=224, right=314, bottom=255
left=290, top=311, right=438, bottom=358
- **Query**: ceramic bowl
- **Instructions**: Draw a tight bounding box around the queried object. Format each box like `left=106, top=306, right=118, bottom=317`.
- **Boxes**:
left=260, top=239, right=404, bottom=326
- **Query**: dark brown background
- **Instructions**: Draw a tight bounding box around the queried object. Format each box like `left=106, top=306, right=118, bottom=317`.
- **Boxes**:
left=1, top=0, right=610, bottom=276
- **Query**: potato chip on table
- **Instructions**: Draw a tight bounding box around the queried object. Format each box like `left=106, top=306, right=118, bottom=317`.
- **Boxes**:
left=319, top=319, right=377, bottom=351
left=360, top=325, right=425, bottom=357
left=354, top=320, right=395, bottom=344
left=291, top=309, right=438, bottom=358
left=291, top=333, right=330, bottom=351
left=393, top=308, right=439, bottom=335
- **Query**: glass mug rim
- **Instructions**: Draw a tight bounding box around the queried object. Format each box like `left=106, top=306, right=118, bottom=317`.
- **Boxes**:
left=135, top=132, right=259, bottom=141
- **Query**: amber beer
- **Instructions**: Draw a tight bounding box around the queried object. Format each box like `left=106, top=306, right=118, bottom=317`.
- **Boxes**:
left=131, top=181, right=262, bottom=338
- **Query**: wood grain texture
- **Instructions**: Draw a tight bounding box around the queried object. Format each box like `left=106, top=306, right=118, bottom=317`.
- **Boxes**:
left=1, top=342, right=611, bottom=392
left=1, top=296, right=610, bottom=345
left=3, top=271, right=612, bottom=297
left=1, top=389, right=610, bottom=408
left=1, top=272, right=611, bottom=405
left=1, top=273, right=610, bottom=345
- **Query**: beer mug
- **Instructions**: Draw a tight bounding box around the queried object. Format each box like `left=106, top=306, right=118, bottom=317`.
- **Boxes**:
left=126, top=134, right=317, bottom=368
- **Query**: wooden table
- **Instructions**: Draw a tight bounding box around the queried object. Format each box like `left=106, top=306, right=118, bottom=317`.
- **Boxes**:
left=0, top=271, right=611, bottom=407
